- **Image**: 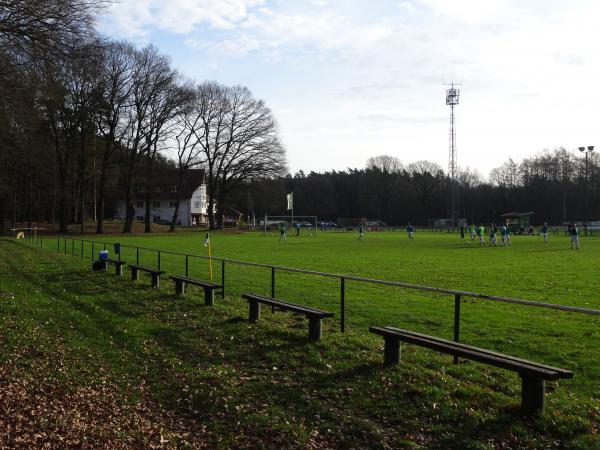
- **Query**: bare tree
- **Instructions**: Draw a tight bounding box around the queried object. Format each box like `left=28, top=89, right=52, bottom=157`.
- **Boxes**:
left=190, top=82, right=287, bottom=229
left=141, top=71, right=189, bottom=233
left=118, top=45, right=176, bottom=233
left=367, top=155, right=403, bottom=173
left=95, top=40, right=135, bottom=233
left=0, top=0, right=107, bottom=58
left=169, top=90, right=204, bottom=231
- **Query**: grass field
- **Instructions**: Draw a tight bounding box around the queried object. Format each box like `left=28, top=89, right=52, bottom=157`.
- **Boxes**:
left=1, top=230, right=599, bottom=448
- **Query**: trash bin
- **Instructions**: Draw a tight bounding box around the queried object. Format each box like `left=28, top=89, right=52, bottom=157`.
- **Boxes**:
left=99, top=250, right=109, bottom=260
left=114, top=243, right=121, bottom=255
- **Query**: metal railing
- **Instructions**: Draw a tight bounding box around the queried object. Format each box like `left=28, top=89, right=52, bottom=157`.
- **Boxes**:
left=17, top=234, right=600, bottom=363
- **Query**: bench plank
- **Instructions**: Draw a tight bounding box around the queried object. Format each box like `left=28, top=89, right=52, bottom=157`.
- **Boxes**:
left=242, top=294, right=334, bottom=318
left=242, top=293, right=334, bottom=341
left=369, top=326, right=573, bottom=415
left=128, top=265, right=165, bottom=288
left=99, top=258, right=126, bottom=276
left=169, top=275, right=222, bottom=305
left=370, top=326, right=571, bottom=380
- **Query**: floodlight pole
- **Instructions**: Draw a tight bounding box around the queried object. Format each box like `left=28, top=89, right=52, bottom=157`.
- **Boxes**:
left=579, top=145, right=595, bottom=235
left=445, top=82, right=462, bottom=226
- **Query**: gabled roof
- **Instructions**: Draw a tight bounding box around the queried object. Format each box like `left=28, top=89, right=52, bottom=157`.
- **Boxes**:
left=133, top=168, right=206, bottom=200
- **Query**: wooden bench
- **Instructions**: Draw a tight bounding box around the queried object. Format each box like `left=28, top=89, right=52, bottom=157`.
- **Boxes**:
left=169, top=275, right=222, bottom=306
left=128, top=264, right=165, bottom=288
left=242, top=293, right=334, bottom=341
left=369, top=326, right=573, bottom=414
left=97, top=258, right=127, bottom=276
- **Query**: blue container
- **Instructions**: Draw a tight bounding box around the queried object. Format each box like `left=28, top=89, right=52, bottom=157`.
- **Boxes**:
left=99, top=250, right=109, bottom=260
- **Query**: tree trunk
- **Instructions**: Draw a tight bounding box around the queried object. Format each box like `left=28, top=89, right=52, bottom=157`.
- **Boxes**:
left=144, top=155, right=153, bottom=233
left=169, top=188, right=182, bottom=232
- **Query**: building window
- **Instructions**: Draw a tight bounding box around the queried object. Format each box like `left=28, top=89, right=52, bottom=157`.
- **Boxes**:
left=153, top=201, right=160, bottom=208
left=169, top=201, right=178, bottom=208
left=136, top=216, right=144, bottom=221
left=134, top=184, right=144, bottom=193
left=193, top=201, right=200, bottom=208
left=156, top=186, right=162, bottom=193
left=171, top=185, right=177, bottom=192
left=136, top=201, right=144, bottom=208
left=153, top=215, right=160, bottom=223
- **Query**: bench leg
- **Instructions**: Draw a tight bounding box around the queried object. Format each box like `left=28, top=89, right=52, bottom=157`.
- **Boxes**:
left=101, top=261, right=108, bottom=271
left=383, top=338, right=401, bottom=366
left=151, top=274, right=160, bottom=288
left=115, top=264, right=123, bottom=276
left=308, top=317, right=322, bottom=341
left=131, top=268, right=139, bottom=281
left=204, top=287, right=214, bottom=306
left=249, top=301, right=260, bottom=323
left=175, top=280, right=185, bottom=296
left=521, top=376, right=545, bottom=414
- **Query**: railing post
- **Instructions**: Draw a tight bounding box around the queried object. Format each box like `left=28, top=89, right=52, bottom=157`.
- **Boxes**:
left=40, top=234, right=43, bottom=248
left=271, top=267, right=275, bottom=298
left=136, top=247, right=139, bottom=265
left=453, top=294, right=461, bottom=364
left=91, top=242, right=94, bottom=261
left=57, top=237, right=60, bottom=254
left=221, top=260, right=225, bottom=299
left=81, top=241, right=84, bottom=259
left=72, top=240, right=74, bottom=256
left=341, top=277, right=346, bottom=332
left=185, top=255, right=189, bottom=277
left=157, top=251, right=161, bottom=270
left=64, top=239, right=67, bottom=255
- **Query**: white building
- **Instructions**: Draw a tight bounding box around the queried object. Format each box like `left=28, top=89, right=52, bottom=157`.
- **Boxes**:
left=116, top=169, right=210, bottom=226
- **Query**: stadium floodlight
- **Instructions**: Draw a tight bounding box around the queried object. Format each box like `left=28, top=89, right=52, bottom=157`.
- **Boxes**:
left=579, top=145, right=595, bottom=235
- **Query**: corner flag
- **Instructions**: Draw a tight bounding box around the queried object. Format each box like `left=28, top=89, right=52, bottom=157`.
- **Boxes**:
left=286, top=192, right=293, bottom=210
left=204, top=232, right=213, bottom=280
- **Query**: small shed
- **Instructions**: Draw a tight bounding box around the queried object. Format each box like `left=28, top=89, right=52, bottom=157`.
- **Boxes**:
left=501, top=211, right=534, bottom=231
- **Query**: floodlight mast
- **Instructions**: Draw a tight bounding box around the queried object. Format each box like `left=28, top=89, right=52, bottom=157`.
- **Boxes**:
left=444, top=82, right=461, bottom=226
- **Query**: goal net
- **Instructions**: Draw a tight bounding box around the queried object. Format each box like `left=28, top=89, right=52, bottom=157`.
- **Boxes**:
left=262, top=215, right=318, bottom=236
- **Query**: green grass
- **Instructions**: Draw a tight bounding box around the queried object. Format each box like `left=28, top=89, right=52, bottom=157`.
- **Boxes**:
left=2, top=230, right=600, bottom=448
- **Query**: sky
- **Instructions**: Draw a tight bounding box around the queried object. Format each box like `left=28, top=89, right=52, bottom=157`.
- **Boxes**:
left=99, top=0, right=600, bottom=178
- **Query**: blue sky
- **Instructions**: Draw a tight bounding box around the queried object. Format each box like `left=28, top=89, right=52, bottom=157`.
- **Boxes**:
left=99, top=0, right=600, bottom=178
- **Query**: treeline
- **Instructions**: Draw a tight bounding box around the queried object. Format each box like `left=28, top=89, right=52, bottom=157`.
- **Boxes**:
left=0, top=0, right=286, bottom=235
left=232, top=150, right=600, bottom=226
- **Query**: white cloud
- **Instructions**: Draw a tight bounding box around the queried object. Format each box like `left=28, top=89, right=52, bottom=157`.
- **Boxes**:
left=99, top=0, right=600, bottom=176
left=100, top=0, right=265, bottom=40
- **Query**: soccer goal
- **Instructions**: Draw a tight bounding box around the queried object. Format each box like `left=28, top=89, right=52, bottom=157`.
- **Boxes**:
left=10, top=227, right=45, bottom=241
left=262, top=215, right=318, bottom=236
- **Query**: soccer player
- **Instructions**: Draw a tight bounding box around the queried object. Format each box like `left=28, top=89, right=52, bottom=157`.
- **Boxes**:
left=568, top=222, right=579, bottom=249
left=501, top=225, right=512, bottom=246
left=279, top=224, right=287, bottom=241
left=489, top=224, right=497, bottom=246
left=541, top=222, right=549, bottom=243
left=357, top=223, right=365, bottom=240
left=469, top=223, right=476, bottom=241
left=295, top=221, right=301, bottom=237
left=406, top=223, right=415, bottom=240
left=460, top=224, right=465, bottom=239
left=478, top=224, right=485, bottom=245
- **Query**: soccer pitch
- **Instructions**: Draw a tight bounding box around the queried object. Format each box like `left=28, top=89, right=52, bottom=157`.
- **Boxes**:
left=76, top=230, right=600, bottom=386
left=6, top=230, right=600, bottom=447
